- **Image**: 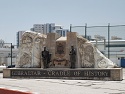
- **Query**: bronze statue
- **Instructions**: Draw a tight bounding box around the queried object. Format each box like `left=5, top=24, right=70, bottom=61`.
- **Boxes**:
left=42, top=47, right=50, bottom=68
left=69, top=46, right=76, bottom=68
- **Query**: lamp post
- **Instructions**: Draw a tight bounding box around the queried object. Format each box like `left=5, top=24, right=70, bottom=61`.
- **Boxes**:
left=108, top=23, right=110, bottom=59
left=85, top=23, right=87, bottom=38
left=5, top=43, right=13, bottom=67
left=11, top=43, right=12, bottom=67
left=104, top=39, right=106, bottom=50
left=70, top=24, right=72, bottom=32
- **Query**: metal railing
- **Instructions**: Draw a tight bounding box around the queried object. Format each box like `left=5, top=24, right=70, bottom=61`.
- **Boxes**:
left=0, top=43, right=17, bottom=67
left=70, top=23, right=125, bottom=59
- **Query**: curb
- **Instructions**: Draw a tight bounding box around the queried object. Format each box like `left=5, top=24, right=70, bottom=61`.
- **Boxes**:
left=0, top=88, right=33, bottom=94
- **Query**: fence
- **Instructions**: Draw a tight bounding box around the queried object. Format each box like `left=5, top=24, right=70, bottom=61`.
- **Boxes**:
left=0, top=43, right=18, bottom=67
left=70, top=24, right=125, bottom=59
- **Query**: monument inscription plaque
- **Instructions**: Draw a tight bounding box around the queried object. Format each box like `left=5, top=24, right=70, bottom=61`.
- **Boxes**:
left=11, top=69, right=110, bottom=77
left=55, top=41, right=66, bottom=57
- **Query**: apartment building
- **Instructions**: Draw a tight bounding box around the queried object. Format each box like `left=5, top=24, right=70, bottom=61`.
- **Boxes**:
left=17, top=31, right=25, bottom=47
left=55, top=29, right=69, bottom=37
left=31, top=23, right=55, bottom=34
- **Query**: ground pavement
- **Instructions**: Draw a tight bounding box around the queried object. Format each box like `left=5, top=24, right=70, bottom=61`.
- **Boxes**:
left=0, top=68, right=125, bottom=94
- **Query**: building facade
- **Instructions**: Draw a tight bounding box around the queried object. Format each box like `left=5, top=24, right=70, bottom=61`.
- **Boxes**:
left=31, top=23, right=55, bottom=34
left=31, top=23, right=69, bottom=37
left=0, top=42, right=18, bottom=66
left=91, top=40, right=125, bottom=67
left=17, top=31, right=25, bottom=47
left=55, top=29, right=69, bottom=37
left=94, top=35, right=105, bottom=41
left=33, top=24, right=44, bottom=33
left=0, top=39, right=4, bottom=48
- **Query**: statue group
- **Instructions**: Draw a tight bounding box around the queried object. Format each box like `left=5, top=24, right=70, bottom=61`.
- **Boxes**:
left=69, top=46, right=76, bottom=68
left=41, top=47, right=51, bottom=68
left=42, top=46, right=76, bottom=69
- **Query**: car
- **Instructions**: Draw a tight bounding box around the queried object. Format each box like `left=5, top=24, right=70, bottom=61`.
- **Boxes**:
left=7, top=65, right=15, bottom=68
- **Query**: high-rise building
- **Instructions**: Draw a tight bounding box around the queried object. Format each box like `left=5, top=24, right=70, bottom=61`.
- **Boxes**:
left=17, top=31, right=25, bottom=47
left=31, top=23, right=69, bottom=37
left=31, top=23, right=55, bottom=34
left=55, top=29, right=69, bottom=37
left=33, top=24, right=44, bottom=33
left=0, top=39, right=4, bottom=48
left=55, top=25, right=62, bottom=30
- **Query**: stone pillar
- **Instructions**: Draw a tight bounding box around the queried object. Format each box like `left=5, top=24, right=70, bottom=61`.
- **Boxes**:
left=67, top=32, right=80, bottom=68
left=46, top=33, right=60, bottom=66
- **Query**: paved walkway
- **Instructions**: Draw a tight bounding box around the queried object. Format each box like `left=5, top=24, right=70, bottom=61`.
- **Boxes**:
left=0, top=69, right=125, bottom=94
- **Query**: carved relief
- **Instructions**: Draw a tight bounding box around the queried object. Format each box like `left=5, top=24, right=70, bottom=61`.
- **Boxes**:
left=53, top=58, right=68, bottom=67
left=33, top=37, right=46, bottom=68
left=19, top=53, right=32, bottom=67
left=34, top=37, right=45, bottom=50
left=40, top=38, right=46, bottom=48
left=35, top=37, right=41, bottom=43
left=22, top=36, right=32, bottom=44
left=78, top=43, right=84, bottom=65
left=83, top=45, right=95, bottom=68
left=77, top=36, right=95, bottom=68
left=77, top=37, right=95, bottom=68
left=98, top=59, right=108, bottom=68
left=55, top=42, right=66, bottom=57
left=77, top=36, right=87, bottom=67
left=21, top=36, right=33, bottom=52
left=51, top=41, right=69, bottom=68
left=16, top=32, right=47, bottom=68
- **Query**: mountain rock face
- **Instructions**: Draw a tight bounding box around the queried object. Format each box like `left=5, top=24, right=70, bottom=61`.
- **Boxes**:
left=16, top=31, right=116, bottom=68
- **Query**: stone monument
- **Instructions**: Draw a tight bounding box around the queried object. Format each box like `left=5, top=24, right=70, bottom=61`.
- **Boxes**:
left=3, top=31, right=123, bottom=81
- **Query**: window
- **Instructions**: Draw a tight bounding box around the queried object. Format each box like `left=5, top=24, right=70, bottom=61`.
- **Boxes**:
left=106, top=44, right=125, bottom=47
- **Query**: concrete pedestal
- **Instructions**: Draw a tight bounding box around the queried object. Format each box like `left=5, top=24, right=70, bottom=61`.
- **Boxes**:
left=3, top=68, right=123, bottom=81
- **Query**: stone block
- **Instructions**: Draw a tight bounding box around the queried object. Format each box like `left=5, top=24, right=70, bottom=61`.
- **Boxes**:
left=67, top=32, right=78, bottom=67
left=3, top=69, right=11, bottom=78
left=46, top=33, right=60, bottom=59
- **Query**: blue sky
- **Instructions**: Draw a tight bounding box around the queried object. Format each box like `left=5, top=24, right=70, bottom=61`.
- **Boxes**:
left=0, top=0, right=125, bottom=45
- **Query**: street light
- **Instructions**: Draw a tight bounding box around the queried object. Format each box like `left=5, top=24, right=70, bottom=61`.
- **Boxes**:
left=85, top=23, right=87, bottom=38
left=3, top=43, right=13, bottom=67
left=108, top=23, right=110, bottom=59
left=11, top=43, right=12, bottom=67
left=70, top=24, right=72, bottom=32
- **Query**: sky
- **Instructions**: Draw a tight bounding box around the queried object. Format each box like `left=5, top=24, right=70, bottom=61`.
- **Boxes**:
left=0, top=0, right=125, bottom=45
